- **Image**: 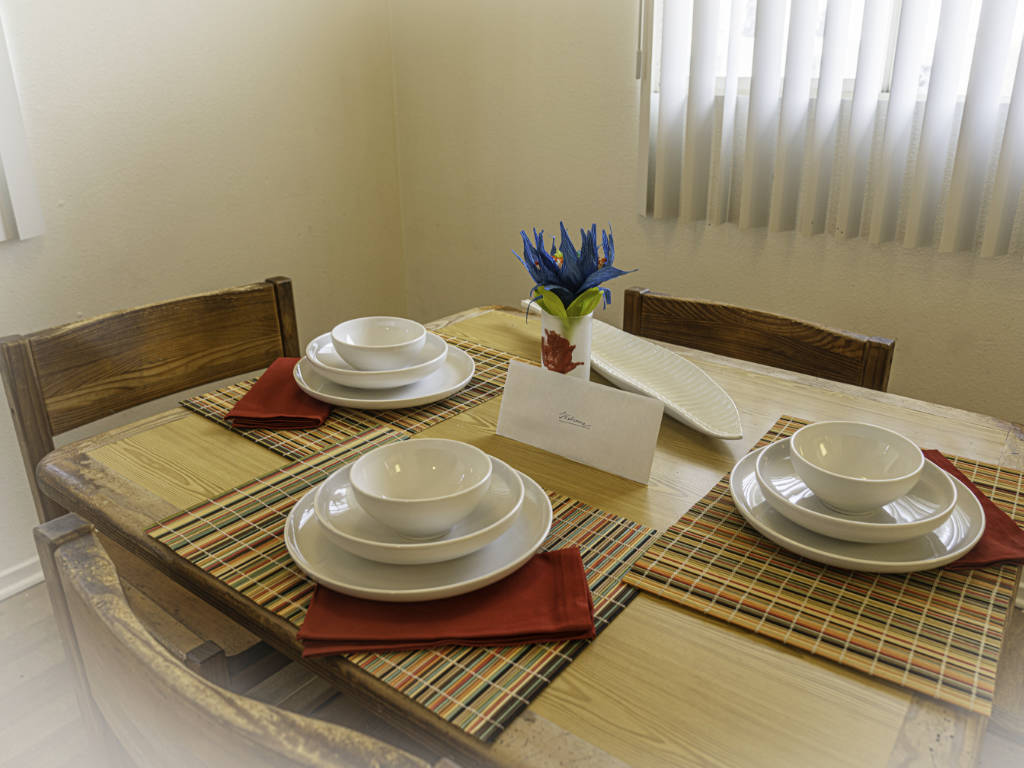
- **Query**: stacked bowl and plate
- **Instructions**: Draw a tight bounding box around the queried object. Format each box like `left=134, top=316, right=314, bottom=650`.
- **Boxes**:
left=293, top=316, right=476, bottom=409
left=285, top=438, right=554, bottom=601
left=730, top=421, right=986, bottom=573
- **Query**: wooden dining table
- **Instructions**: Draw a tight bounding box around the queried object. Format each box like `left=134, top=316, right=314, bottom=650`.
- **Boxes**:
left=35, top=305, right=1023, bottom=768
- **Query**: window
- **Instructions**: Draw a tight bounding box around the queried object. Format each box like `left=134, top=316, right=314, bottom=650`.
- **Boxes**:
left=638, top=0, right=1024, bottom=257
left=0, top=13, right=43, bottom=242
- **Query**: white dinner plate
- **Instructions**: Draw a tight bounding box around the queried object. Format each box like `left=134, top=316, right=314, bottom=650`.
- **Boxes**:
left=306, top=331, right=448, bottom=390
left=591, top=320, right=743, bottom=440
left=292, top=345, right=474, bottom=409
left=313, top=456, right=525, bottom=565
left=730, top=447, right=984, bottom=573
left=755, top=438, right=957, bottom=543
left=285, top=469, right=552, bottom=601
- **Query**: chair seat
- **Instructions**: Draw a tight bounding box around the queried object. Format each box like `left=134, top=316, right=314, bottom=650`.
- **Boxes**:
left=102, top=534, right=259, bottom=656
left=99, top=533, right=278, bottom=687
left=35, top=513, right=457, bottom=767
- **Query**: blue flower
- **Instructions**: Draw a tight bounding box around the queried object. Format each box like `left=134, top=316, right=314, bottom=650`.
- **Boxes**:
left=514, top=222, right=634, bottom=316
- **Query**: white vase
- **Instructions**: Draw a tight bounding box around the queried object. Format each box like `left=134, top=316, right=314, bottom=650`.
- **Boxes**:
left=539, top=309, right=593, bottom=379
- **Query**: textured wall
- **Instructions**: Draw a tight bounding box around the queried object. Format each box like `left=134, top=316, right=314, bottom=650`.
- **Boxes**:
left=0, top=0, right=405, bottom=591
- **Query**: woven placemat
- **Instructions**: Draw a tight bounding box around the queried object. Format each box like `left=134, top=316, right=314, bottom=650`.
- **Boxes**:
left=147, top=439, right=653, bottom=742
left=624, top=415, right=1023, bottom=716
left=181, top=333, right=523, bottom=461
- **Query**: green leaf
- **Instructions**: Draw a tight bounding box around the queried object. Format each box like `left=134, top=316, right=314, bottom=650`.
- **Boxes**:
left=531, top=286, right=568, bottom=321
left=566, top=287, right=602, bottom=317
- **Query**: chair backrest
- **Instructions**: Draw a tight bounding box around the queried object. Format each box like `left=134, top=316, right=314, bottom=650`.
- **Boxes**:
left=1, top=276, right=300, bottom=522
left=622, top=288, right=895, bottom=391
left=34, top=514, right=431, bottom=768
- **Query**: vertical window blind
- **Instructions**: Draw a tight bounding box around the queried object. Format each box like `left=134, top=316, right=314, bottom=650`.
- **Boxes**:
left=0, top=14, right=43, bottom=242
left=636, top=0, right=1024, bottom=258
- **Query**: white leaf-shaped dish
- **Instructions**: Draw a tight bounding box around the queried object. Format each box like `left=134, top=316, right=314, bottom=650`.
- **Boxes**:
left=591, top=321, right=743, bottom=439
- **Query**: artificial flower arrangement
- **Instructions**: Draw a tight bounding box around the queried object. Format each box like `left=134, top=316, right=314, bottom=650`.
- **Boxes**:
left=514, top=222, right=634, bottom=321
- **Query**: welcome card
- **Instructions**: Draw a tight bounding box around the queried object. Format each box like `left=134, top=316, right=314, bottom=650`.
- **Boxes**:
left=496, top=361, right=664, bottom=484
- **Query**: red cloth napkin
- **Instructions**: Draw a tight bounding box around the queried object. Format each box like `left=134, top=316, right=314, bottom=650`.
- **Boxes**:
left=925, top=450, right=1024, bottom=569
left=297, top=548, right=595, bottom=655
left=225, top=357, right=331, bottom=429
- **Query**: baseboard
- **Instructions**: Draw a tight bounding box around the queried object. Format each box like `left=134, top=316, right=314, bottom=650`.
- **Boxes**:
left=0, top=556, right=43, bottom=602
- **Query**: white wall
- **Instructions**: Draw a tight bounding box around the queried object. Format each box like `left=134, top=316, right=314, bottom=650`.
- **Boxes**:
left=0, top=0, right=405, bottom=596
left=390, top=0, right=1024, bottom=424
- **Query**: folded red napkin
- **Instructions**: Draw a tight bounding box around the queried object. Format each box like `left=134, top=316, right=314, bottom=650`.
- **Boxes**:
left=297, top=548, right=595, bottom=655
left=925, top=450, right=1024, bottom=569
left=225, top=357, right=331, bottom=429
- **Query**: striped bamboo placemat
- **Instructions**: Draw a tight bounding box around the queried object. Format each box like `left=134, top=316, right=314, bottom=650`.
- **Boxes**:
left=181, top=333, right=524, bottom=461
left=147, top=440, right=653, bottom=742
left=624, top=415, right=1023, bottom=716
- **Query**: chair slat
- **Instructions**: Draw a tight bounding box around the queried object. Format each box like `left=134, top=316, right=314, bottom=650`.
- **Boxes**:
left=622, top=288, right=895, bottom=391
left=30, top=282, right=287, bottom=435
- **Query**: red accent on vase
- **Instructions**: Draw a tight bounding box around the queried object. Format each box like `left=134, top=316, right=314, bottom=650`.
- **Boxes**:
left=541, top=329, right=583, bottom=373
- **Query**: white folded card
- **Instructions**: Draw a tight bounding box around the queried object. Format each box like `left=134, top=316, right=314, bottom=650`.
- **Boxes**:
left=496, top=360, right=664, bottom=484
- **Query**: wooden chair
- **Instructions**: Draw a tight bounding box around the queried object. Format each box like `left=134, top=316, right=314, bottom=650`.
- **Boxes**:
left=34, top=514, right=455, bottom=768
left=623, top=288, right=896, bottom=391
left=1, top=277, right=301, bottom=685
left=1, top=275, right=299, bottom=522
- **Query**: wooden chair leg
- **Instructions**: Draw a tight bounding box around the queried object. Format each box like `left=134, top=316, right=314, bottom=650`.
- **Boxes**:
left=184, top=640, right=230, bottom=688
left=991, top=605, right=1024, bottom=743
left=266, top=276, right=300, bottom=356
left=33, top=514, right=119, bottom=762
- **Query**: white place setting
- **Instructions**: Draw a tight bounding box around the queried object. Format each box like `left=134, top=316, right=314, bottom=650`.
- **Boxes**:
left=285, top=438, right=553, bottom=601
left=293, top=315, right=475, bottom=409
left=729, top=421, right=986, bottom=573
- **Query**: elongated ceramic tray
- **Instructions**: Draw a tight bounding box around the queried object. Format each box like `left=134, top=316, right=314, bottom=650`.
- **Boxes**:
left=591, top=321, right=743, bottom=439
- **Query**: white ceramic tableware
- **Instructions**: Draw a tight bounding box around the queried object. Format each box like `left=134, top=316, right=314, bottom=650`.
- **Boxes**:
left=313, top=457, right=525, bottom=564
left=755, top=438, right=957, bottom=543
left=789, top=421, right=925, bottom=513
left=349, top=438, right=492, bottom=540
left=730, top=448, right=984, bottom=573
left=590, top=320, right=743, bottom=440
left=285, top=470, right=553, bottom=601
left=292, top=347, right=474, bottom=409
left=330, top=316, right=426, bottom=370
left=306, top=331, right=448, bottom=390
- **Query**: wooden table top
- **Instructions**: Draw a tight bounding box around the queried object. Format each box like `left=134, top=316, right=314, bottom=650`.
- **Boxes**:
left=36, top=306, right=1023, bottom=768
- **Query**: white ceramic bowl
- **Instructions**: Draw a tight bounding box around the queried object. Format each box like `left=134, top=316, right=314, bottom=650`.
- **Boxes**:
left=350, top=438, right=493, bottom=539
left=330, top=316, right=426, bottom=371
left=789, top=421, right=925, bottom=513
left=313, top=457, right=524, bottom=564
left=306, top=331, right=448, bottom=390
left=755, top=438, right=956, bottom=543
